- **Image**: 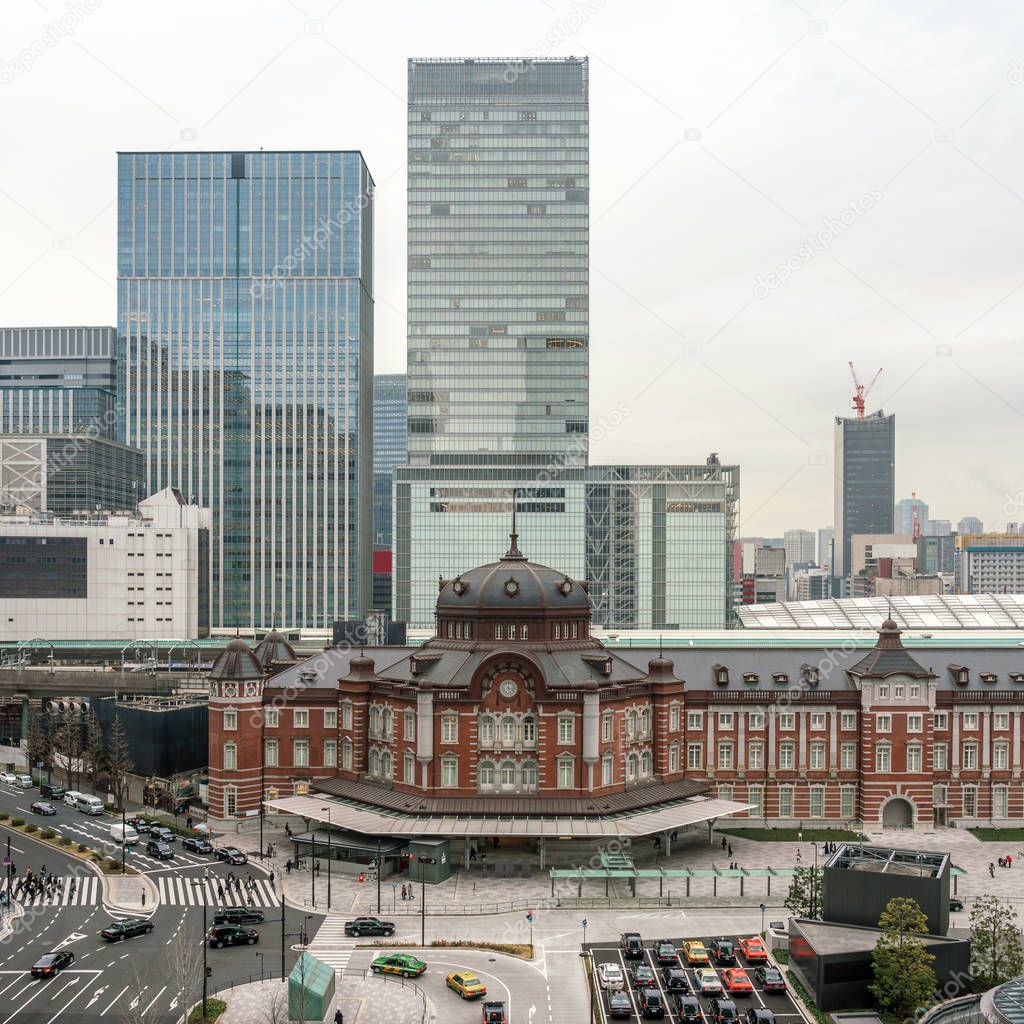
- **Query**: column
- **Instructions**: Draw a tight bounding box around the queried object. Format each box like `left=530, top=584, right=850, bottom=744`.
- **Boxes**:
left=416, top=688, right=434, bottom=788
left=737, top=712, right=746, bottom=770
left=1013, top=712, right=1021, bottom=777
left=798, top=711, right=807, bottom=769
left=829, top=711, right=838, bottom=770
left=582, top=690, right=598, bottom=793
left=982, top=711, right=991, bottom=770
left=768, top=708, right=777, bottom=770
left=952, top=712, right=960, bottom=770
left=706, top=712, right=715, bottom=773
left=539, top=837, right=546, bottom=871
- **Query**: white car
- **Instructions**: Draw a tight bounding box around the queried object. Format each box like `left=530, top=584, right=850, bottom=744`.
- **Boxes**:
left=0, top=772, right=16, bottom=785
left=694, top=969, right=723, bottom=995
left=596, top=961, right=626, bottom=991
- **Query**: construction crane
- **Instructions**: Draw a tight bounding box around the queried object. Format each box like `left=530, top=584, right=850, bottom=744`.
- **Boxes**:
left=848, top=362, right=883, bottom=419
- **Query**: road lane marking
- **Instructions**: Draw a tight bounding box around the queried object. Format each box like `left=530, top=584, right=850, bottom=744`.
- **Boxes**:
left=99, top=983, right=128, bottom=1015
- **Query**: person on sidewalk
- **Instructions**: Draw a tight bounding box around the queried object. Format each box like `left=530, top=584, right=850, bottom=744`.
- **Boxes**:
left=334, top=1010, right=344, bottom=1024
left=269, top=870, right=275, bottom=888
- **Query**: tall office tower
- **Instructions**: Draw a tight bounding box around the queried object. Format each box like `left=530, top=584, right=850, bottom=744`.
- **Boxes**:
left=958, top=516, right=983, bottom=535
left=895, top=494, right=929, bottom=535
left=834, top=411, right=895, bottom=580
left=372, top=374, right=407, bottom=548
left=924, top=519, right=951, bottom=537
left=783, top=529, right=816, bottom=568
left=118, top=151, right=375, bottom=629
left=817, top=526, right=834, bottom=571
left=0, top=327, right=118, bottom=438
left=405, top=58, right=589, bottom=462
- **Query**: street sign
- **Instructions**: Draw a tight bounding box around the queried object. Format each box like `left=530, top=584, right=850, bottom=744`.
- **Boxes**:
left=760, top=903, right=766, bottom=912
left=582, top=918, right=588, bottom=928
left=526, top=911, right=534, bottom=922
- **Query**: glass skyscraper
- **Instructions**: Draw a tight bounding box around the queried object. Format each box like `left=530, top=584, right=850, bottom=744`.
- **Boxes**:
left=372, top=373, right=407, bottom=548
left=0, top=327, right=118, bottom=438
left=406, top=58, right=589, bottom=462
left=117, top=151, right=374, bottom=629
left=834, top=411, right=895, bottom=580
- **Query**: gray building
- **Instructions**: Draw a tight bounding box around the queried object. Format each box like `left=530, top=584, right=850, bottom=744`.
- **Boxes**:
left=394, top=461, right=739, bottom=630
left=0, top=327, right=118, bottom=439
left=117, top=151, right=375, bottom=629
left=894, top=494, right=928, bottom=536
left=373, top=374, right=407, bottom=548
left=958, top=515, right=983, bottom=535
left=784, top=529, right=816, bottom=568
left=817, top=526, right=834, bottom=572
left=406, top=58, right=589, bottom=465
left=834, top=411, right=895, bottom=579
left=0, top=434, right=145, bottom=516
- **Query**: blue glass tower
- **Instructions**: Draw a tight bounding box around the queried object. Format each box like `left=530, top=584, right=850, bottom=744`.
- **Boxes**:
left=117, top=151, right=374, bottom=628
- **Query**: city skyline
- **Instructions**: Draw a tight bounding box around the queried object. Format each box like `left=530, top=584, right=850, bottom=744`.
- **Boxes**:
left=2, top=4, right=1022, bottom=536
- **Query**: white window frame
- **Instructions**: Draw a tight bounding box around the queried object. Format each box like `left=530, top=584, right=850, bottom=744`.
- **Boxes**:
left=601, top=713, right=613, bottom=742
left=669, top=704, right=681, bottom=732
left=809, top=741, right=826, bottom=770
left=840, top=786, right=856, bottom=818
left=324, top=709, right=337, bottom=730
left=223, top=742, right=237, bottom=771
left=440, top=755, right=458, bottom=788
left=687, top=743, right=703, bottom=769
left=687, top=711, right=703, bottom=730
left=323, top=739, right=337, bottom=768
left=907, top=744, right=923, bottom=772
left=264, top=738, right=278, bottom=767
left=933, top=743, right=948, bottom=770
left=293, top=709, right=309, bottom=729
left=779, top=741, right=795, bottom=770
left=748, top=711, right=765, bottom=730
left=717, top=741, right=734, bottom=770
left=994, top=742, right=1009, bottom=770
left=841, top=742, right=857, bottom=770
left=933, top=712, right=948, bottom=730
left=602, top=752, right=614, bottom=785
left=718, top=712, right=734, bottom=730
left=441, top=713, right=458, bottom=744
left=779, top=713, right=795, bottom=730
left=223, top=709, right=237, bottom=731
left=995, top=712, right=1010, bottom=731
left=778, top=786, right=794, bottom=818
left=875, top=744, right=891, bottom=772
left=876, top=714, right=892, bottom=733
left=809, top=787, right=825, bottom=818
left=963, top=743, right=978, bottom=769
left=404, top=710, right=415, bottom=741
left=341, top=702, right=352, bottom=730
left=293, top=739, right=309, bottom=768
left=265, top=708, right=279, bottom=728
left=557, top=756, right=574, bottom=790
left=840, top=712, right=857, bottom=730
left=748, top=742, right=764, bottom=770
left=810, top=713, right=826, bottom=731
left=557, top=715, right=575, bottom=745
left=964, top=712, right=979, bottom=730
left=907, top=714, right=923, bottom=733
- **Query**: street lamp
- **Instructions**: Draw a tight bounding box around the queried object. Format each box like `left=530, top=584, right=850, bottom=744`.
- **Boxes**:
left=256, top=951, right=264, bottom=982
left=417, top=856, right=436, bottom=946
left=320, top=805, right=332, bottom=911
left=376, top=836, right=382, bottom=914
left=190, top=879, right=209, bottom=1020
left=810, top=842, right=820, bottom=918
left=121, top=805, right=127, bottom=875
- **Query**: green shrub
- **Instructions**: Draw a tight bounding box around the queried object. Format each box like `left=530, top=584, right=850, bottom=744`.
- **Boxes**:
left=187, top=997, right=227, bottom=1023
left=10, top=819, right=23, bottom=828
left=41, top=828, right=55, bottom=840
left=90, top=852, right=103, bottom=862
left=23, top=823, right=37, bottom=833
left=77, top=843, right=88, bottom=852
left=58, top=835, right=72, bottom=846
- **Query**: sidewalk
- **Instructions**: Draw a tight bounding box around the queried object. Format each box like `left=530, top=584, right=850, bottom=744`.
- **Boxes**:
left=263, top=820, right=991, bottom=916
left=103, top=871, right=158, bottom=914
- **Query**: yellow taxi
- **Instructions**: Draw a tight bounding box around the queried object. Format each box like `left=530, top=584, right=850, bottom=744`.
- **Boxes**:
left=682, top=940, right=710, bottom=965
left=445, top=970, right=488, bottom=999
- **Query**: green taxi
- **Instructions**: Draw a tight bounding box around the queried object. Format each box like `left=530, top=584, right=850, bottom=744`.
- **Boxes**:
left=370, top=953, right=427, bottom=978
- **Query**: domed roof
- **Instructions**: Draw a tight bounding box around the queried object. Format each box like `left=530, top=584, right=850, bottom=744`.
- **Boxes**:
left=253, top=629, right=297, bottom=671
left=210, top=637, right=265, bottom=681
left=436, top=529, right=590, bottom=616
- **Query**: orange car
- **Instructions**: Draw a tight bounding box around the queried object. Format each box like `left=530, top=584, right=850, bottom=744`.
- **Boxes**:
left=721, top=968, right=754, bottom=996
left=738, top=936, right=768, bottom=963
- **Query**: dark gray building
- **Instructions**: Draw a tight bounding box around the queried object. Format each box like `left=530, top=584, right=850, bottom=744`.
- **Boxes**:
left=373, top=373, right=406, bottom=549
left=0, top=327, right=118, bottom=440
left=834, top=411, right=895, bottom=581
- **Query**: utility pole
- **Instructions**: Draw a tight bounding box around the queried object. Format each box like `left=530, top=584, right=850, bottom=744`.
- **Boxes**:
left=121, top=805, right=126, bottom=875
left=190, top=880, right=209, bottom=1019
left=280, top=893, right=286, bottom=979
left=376, top=836, right=381, bottom=914
left=418, top=856, right=436, bottom=946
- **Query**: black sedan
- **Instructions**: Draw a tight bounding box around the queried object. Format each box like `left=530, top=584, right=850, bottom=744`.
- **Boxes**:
left=608, top=991, right=633, bottom=1019
left=207, top=924, right=259, bottom=948
left=100, top=917, right=154, bottom=942
left=182, top=836, right=214, bottom=854
left=31, top=951, right=74, bottom=978
left=30, top=801, right=57, bottom=815
left=215, top=846, right=248, bottom=865
left=662, top=967, right=690, bottom=992
left=214, top=907, right=265, bottom=926
left=654, top=939, right=678, bottom=965
left=148, top=826, right=175, bottom=844
left=146, top=840, right=174, bottom=860
left=754, top=967, right=786, bottom=993
left=344, top=917, right=396, bottom=937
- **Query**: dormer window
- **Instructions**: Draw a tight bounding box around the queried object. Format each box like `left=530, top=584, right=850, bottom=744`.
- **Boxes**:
left=801, top=664, right=820, bottom=687
left=743, top=672, right=759, bottom=685
left=713, top=664, right=729, bottom=686
left=1011, top=673, right=1024, bottom=685
left=772, top=672, right=789, bottom=685
left=980, top=672, right=998, bottom=684
left=949, top=664, right=970, bottom=686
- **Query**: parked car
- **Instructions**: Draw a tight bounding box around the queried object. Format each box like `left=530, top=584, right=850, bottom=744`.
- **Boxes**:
left=682, top=941, right=710, bottom=965
left=746, top=1009, right=775, bottom=1024
left=40, top=784, right=64, bottom=800
left=673, top=995, right=703, bottom=1022
left=31, top=951, right=74, bottom=978
left=0, top=772, right=16, bottom=785
left=694, top=969, right=723, bottom=996
left=738, top=936, right=769, bottom=962
left=207, top=924, right=258, bottom=948
left=638, top=989, right=666, bottom=1019
left=596, top=962, right=626, bottom=991
left=63, top=790, right=83, bottom=807
left=370, top=953, right=426, bottom=978
left=213, top=907, right=265, bottom=926
left=654, top=939, right=678, bottom=965
left=146, top=840, right=174, bottom=860
left=662, top=967, right=690, bottom=992
left=949, top=897, right=965, bottom=912
left=100, top=917, right=154, bottom=942
left=15, top=774, right=32, bottom=789
left=722, top=969, right=754, bottom=996
left=608, top=991, right=634, bottom=1019
left=343, top=917, right=395, bottom=937
left=631, top=964, right=657, bottom=989
left=30, top=801, right=57, bottom=816
left=446, top=970, right=487, bottom=999
left=754, top=967, right=786, bottom=993
left=710, top=938, right=737, bottom=965
left=620, top=932, right=644, bottom=958
left=215, top=846, right=247, bottom=865
left=709, top=999, right=739, bottom=1024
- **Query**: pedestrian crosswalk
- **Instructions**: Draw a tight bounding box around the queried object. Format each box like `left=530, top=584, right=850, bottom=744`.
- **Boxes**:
left=156, top=876, right=280, bottom=907
left=15, top=876, right=100, bottom=907
left=308, top=916, right=357, bottom=975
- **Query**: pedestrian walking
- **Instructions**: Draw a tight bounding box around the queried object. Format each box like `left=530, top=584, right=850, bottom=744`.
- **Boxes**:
left=335, top=1009, right=344, bottom=1024
left=401, top=884, right=407, bottom=901
left=286, top=859, right=292, bottom=874
left=269, top=870, right=275, bottom=888
left=247, top=892, right=254, bottom=906
left=217, top=882, right=225, bottom=901
left=721, top=836, right=727, bottom=850
left=140, top=888, right=146, bottom=907
left=187, top=816, right=193, bottom=830
left=727, top=844, right=733, bottom=858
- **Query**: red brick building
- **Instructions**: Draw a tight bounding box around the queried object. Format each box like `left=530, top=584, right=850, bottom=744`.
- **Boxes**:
left=207, top=537, right=1024, bottom=834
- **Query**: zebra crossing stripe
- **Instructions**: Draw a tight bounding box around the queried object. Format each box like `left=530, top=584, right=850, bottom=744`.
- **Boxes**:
left=157, top=877, right=279, bottom=907
left=16, top=876, right=98, bottom=907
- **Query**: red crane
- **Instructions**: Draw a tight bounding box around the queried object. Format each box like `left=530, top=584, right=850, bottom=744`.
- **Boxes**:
left=848, top=362, right=883, bottom=419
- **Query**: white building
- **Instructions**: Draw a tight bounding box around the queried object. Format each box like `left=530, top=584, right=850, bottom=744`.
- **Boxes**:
left=955, top=534, right=1024, bottom=595
left=0, top=487, right=210, bottom=641
left=784, top=529, right=816, bottom=569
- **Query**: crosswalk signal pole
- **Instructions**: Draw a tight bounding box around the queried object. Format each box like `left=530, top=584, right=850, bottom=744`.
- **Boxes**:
left=280, top=893, right=285, bottom=980
left=121, top=806, right=126, bottom=875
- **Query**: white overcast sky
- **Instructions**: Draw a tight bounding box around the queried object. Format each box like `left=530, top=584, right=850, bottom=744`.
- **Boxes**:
left=2, top=0, right=1023, bottom=537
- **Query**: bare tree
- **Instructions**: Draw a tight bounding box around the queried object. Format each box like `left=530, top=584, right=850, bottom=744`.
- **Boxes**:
left=51, top=710, right=83, bottom=790
left=258, top=981, right=290, bottom=1024
left=107, top=714, right=134, bottom=810
left=168, top=925, right=205, bottom=1021
left=120, top=963, right=163, bottom=1024
left=25, top=709, right=52, bottom=779
left=82, top=708, right=105, bottom=794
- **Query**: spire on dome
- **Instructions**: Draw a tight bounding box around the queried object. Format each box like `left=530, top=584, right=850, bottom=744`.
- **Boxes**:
left=502, top=487, right=525, bottom=560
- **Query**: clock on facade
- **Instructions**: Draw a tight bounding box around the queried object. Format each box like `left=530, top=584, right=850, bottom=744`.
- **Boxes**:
left=499, top=678, right=518, bottom=699
left=504, top=577, right=520, bottom=596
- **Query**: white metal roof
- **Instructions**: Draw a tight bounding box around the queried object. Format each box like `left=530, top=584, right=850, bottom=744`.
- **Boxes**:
left=263, top=794, right=750, bottom=839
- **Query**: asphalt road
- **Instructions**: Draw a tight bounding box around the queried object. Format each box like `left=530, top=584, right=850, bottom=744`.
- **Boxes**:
left=0, top=781, right=319, bottom=1023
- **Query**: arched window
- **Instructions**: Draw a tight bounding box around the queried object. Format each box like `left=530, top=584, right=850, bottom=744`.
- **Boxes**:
left=479, top=715, right=495, bottom=746
left=441, top=755, right=458, bottom=788
left=626, top=752, right=639, bottom=780
left=223, top=742, right=237, bottom=771
left=601, top=752, right=614, bottom=786
left=342, top=738, right=353, bottom=770
left=501, top=715, right=516, bottom=745
left=626, top=709, right=639, bottom=739
left=479, top=761, right=495, bottom=786
left=520, top=624, right=529, bottom=640
left=557, top=755, right=574, bottom=789
left=521, top=761, right=538, bottom=789
left=641, top=749, right=653, bottom=777
left=380, top=751, right=393, bottom=779
left=500, top=760, right=516, bottom=786
left=522, top=716, right=536, bottom=745
left=383, top=707, right=394, bottom=738
left=640, top=708, right=651, bottom=736
left=404, top=750, right=415, bottom=783
left=369, top=749, right=381, bottom=776
left=554, top=623, right=561, bottom=640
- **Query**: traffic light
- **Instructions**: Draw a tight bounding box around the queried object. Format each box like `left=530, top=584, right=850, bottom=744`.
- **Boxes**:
left=358, top=873, right=365, bottom=883
left=205, top=967, right=212, bottom=978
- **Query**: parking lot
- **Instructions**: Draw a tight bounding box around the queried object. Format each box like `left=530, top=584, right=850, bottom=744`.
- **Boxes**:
left=587, top=933, right=806, bottom=1023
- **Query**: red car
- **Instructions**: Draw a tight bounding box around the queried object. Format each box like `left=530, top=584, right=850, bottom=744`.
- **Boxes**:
left=722, top=969, right=754, bottom=996
left=738, top=936, right=768, bottom=963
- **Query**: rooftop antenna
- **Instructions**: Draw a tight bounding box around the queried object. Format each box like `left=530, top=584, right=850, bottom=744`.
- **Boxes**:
left=504, top=486, right=523, bottom=559
left=659, top=634, right=664, bottom=659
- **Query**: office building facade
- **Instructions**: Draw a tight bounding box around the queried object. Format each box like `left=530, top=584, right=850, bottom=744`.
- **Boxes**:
left=958, top=516, right=983, bottom=535
left=373, top=374, right=407, bottom=548
left=0, top=327, right=118, bottom=439
left=955, top=534, right=1024, bottom=594
left=784, top=529, right=816, bottom=569
left=818, top=527, right=835, bottom=573
left=406, top=58, right=589, bottom=465
left=895, top=495, right=929, bottom=536
left=394, top=462, right=738, bottom=630
left=834, top=411, right=895, bottom=579
left=117, top=151, right=374, bottom=629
